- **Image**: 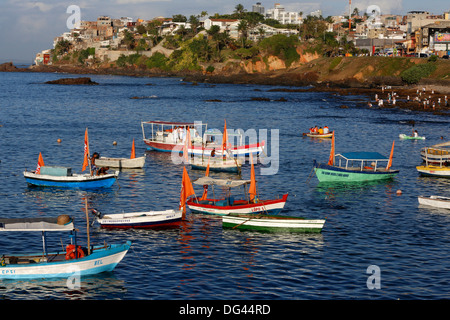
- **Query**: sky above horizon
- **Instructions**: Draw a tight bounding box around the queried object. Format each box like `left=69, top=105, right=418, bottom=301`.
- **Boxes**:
left=1, top=0, right=449, bottom=63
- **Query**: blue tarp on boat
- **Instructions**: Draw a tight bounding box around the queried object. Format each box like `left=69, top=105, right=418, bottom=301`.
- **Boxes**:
left=339, top=152, right=388, bottom=160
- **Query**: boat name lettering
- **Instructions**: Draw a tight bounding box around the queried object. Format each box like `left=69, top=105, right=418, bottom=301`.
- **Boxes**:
left=322, top=172, right=349, bottom=178
left=94, top=260, right=103, bottom=266
left=251, top=207, right=263, bottom=212
left=1, top=269, right=15, bottom=274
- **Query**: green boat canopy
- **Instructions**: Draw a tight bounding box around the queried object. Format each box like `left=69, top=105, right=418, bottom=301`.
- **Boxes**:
left=338, top=152, right=388, bottom=161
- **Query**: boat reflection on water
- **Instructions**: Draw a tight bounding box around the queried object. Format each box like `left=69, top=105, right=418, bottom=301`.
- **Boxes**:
left=0, top=273, right=127, bottom=300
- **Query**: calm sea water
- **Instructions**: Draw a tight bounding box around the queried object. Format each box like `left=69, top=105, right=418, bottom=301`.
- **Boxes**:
left=1, top=71, right=450, bottom=300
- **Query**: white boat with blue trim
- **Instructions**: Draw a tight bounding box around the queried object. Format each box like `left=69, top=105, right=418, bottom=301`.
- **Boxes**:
left=0, top=215, right=130, bottom=279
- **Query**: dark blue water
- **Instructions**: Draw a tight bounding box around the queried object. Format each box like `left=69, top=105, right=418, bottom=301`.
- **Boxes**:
left=1, top=71, right=450, bottom=300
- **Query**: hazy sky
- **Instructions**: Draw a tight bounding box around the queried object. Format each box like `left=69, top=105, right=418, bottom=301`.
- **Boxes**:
left=1, top=0, right=449, bottom=63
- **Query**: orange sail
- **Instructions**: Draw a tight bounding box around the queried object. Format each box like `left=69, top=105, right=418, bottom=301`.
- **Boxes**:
left=200, top=157, right=210, bottom=200
left=327, top=131, right=335, bottom=166
left=249, top=153, right=257, bottom=202
left=130, top=138, right=135, bottom=159
left=386, top=140, right=395, bottom=170
left=35, top=152, right=45, bottom=174
left=180, top=166, right=195, bottom=214
left=82, top=128, right=90, bottom=172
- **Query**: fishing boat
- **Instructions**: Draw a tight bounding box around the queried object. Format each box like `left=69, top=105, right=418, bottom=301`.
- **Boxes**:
left=91, top=209, right=182, bottom=229
left=186, top=155, right=288, bottom=216
left=222, top=214, right=325, bottom=233
left=96, top=139, right=146, bottom=169
left=24, top=169, right=119, bottom=189
left=0, top=215, right=131, bottom=279
left=313, top=133, right=399, bottom=182
left=420, top=141, right=450, bottom=165
left=418, top=195, right=450, bottom=209
left=24, top=129, right=118, bottom=189
left=399, top=134, right=425, bottom=140
left=141, top=120, right=205, bottom=152
left=416, top=165, right=450, bottom=178
left=141, top=120, right=265, bottom=157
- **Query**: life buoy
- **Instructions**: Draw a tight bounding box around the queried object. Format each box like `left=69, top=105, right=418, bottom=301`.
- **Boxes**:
left=65, top=244, right=85, bottom=260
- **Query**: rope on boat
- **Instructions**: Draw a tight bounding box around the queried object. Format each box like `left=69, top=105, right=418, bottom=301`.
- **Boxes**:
left=130, top=245, right=153, bottom=272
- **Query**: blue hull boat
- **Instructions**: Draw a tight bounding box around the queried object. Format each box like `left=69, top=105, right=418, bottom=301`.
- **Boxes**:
left=24, top=171, right=118, bottom=189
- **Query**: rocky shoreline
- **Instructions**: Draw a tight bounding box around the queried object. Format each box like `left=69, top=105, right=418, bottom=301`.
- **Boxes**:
left=2, top=61, right=449, bottom=115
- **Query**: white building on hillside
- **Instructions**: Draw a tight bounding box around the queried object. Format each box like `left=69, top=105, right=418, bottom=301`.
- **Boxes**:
left=265, top=3, right=302, bottom=25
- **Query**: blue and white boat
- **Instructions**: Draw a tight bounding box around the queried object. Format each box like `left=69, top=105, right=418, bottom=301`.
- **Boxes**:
left=24, top=166, right=118, bottom=189
left=0, top=215, right=130, bottom=279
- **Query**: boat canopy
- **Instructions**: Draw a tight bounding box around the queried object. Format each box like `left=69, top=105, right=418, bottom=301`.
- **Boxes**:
left=338, top=152, right=388, bottom=161
left=194, top=176, right=251, bottom=187
left=0, top=216, right=74, bottom=232
left=142, top=120, right=205, bottom=127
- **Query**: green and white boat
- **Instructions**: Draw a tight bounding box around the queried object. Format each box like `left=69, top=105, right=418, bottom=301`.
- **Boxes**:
left=313, top=134, right=399, bottom=182
left=222, top=214, right=325, bottom=233
left=399, top=134, right=425, bottom=140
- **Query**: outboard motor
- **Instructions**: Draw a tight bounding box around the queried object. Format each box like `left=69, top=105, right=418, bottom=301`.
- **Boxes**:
left=91, top=208, right=103, bottom=218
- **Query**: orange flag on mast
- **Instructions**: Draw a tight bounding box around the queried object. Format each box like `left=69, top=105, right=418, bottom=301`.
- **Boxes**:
left=200, top=157, right=210, bottom=200
left=249, top=153, right=257, bottom=202
left=183, top=127, right=191, bottom=162
left=327, top=131, right=335, bottom=166
left=180, top=166, right=195, bottom=213
left=386, top=140, right=395, bottom=170
left=35, top=152, right=45, bottom=174
left=222, top=119, right=228, bottom=157
left=130, top=139, right=136, bottom=159
left=82, top=128, right=90, bottom=172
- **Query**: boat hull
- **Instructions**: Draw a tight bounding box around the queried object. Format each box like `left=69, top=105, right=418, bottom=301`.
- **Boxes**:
left=97, top=210, right=182, bottom=229
left=187, top=194, right=288, bottom=216
left=0, top=242, right=131, bottom=279
left=190, top=158, right=242, bottom=173
left=144, top=139, right=264, bottom=157
left=418, top=196, right=450, bottom=209
left=222, top=214, right=325, bottom=233
left=24, top=171, right=118, bottom=189
left=416, top=165, right=450, bottom=178
left=305, top=133, right=333, bottom=138
left=314, top=162, right=398, bottom=182
left=96, top=156, right=146, bottom=169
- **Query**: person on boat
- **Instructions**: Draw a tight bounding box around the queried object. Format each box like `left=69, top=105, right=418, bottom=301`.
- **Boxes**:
left=323, top=126, right=329, bottom=134
left=318, top=127, right=324, bottom=134
left=413, top=130, right=419, bottom=138
left=90, top=152, right=100, bottom=176
left=97, top=166, right=109, bottom=175
left=211, top=148, right=216, bottom=157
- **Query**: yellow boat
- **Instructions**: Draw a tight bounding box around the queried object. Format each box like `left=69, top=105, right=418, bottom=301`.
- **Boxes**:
left=416, top=165, right=450, bottom=178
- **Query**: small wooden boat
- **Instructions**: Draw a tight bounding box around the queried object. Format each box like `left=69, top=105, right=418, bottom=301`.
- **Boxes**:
left=399, top=134, right=425, bottom=140
left=313, top=133, right=399, bottom=182
left=418, top=195, right=450, bottom=209
left=96, top=156, right=146, bottom=169
left=96, top=139, right=146, bottom=169
left=91, top=209, right=182, bottom=229
left=0, top=215, right=131, bottom=279
left=222, top=214, right=325, bottom=233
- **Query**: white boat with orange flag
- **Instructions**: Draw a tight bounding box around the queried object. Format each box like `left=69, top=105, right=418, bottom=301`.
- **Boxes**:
left=313, top=132, right=399, bottom=182
left=24, top=128, right=119, bottom=189
left=96, top=139, right=146, bottom=169
left=186, top=154, right=288, bottom=216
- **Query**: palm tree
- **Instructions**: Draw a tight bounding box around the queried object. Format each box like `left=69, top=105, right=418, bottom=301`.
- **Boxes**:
left=237, top=20, right=249, bottom=47
left=234, top=4, right=246, bottom=17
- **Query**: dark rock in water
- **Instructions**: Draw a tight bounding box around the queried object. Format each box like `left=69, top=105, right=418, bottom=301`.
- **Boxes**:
left=45, top=77, right=98, bottom=85
left=0, top=62, right=20, bottom=72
